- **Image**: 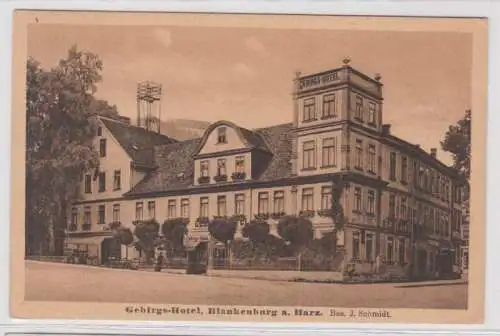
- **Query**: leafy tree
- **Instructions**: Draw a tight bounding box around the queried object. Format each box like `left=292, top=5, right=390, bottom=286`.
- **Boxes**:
left=241, top=219, right=270, bottom=244
left=329, top=177, right=347, bottom=231
left=208, top=216, right=238, bottom=245
left=208, top=216, right=238, bottom=266
left=277, top=215, right=314, bottom=270
left=441, top=109, right=471, bottom=180
left=26, top=45, right=120, bottom=256
left=132, top=219, right=160, bottom=263
left=161, top=218, right=189, bottom=255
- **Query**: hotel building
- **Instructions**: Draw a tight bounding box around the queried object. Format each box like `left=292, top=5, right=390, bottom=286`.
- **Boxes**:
left=66, top=61, right=467, bottom=277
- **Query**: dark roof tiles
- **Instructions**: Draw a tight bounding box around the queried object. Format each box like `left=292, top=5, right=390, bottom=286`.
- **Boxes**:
left=127, top=122, right=294, bottom=196
left=101, top=118, right=177, bottom=167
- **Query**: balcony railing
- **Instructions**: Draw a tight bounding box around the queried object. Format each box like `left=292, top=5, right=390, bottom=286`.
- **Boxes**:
left=213, top=175, right=228, bottom=183
left=231, top=172, right=247, bottom=181
left=82, top=223, right=91, bottom=231
left=198, top=176, right=210, bottom=184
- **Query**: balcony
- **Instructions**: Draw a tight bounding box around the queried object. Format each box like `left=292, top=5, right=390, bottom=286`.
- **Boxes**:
left=82, top=223, right=91, bottom=231
left=68, top=224, right=77, bottom=232
left=231, top=172, right=247, bottom=181
left=198, top=176, right=210, bottom=184
left=195, top=217, right=210, bottom=228
left=213, top=174, right=228, bottom=183
left=254, top=213, right=270, bottom=220
left=299, top=210, right=315, bottom=218
left=270, top=211, right=285, bottom=220
left=317, top=209, right=333, bottom=217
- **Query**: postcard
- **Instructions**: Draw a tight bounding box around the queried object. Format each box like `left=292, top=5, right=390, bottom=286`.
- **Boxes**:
left=10, top=10, right=487, bottom=324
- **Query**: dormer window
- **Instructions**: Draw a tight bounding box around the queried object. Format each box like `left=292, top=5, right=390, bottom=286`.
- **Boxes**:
left=217, top=159, right=227, bottom=176
left=235, top=156, right=245, bottom=173
left=217, top=127, right=227, bottom=144
left=200, top=160, right=209, bottom=177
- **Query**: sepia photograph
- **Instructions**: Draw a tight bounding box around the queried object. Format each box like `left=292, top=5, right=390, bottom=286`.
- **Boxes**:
left=10, top=11, right=487, bottom=324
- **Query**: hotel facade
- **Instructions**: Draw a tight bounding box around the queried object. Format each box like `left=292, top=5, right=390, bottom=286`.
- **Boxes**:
left=66, top=62, right=468, bottom=277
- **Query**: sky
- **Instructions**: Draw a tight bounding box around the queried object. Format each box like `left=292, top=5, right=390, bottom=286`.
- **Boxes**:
left=27, top=24, right=473, bottom=165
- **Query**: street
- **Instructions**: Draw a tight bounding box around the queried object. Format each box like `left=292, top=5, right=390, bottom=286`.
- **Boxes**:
left=25, top=261, right=467, bottom=309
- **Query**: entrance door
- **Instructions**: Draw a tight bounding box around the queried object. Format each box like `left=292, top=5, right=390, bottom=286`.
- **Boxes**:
left=417, top=249, right=427, bottom=276
left=101, top=238, right=121, bottom=265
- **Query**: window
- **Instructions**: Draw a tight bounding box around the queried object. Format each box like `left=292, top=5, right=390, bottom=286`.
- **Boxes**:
left=181, top=199, right=189, bottom=218
left=355, top=96, right=363, bottom=120
left=322, top=138, right=337, bottom=167
left=368, top=144, right=376, bottom=173
left=112, top=204, right=120, bottom=222
left=322, top=94, right=336, bottom=118
left=386, top=237, right=394, bottom=262
left=302, top=140, right=316, bottom=169
left=98, top=205, right=105, bottom=224
left=389, top=152, right=397, bottom=181
left=354, top=187, right=362, bottom=212
left=148, top=201, right=156, bottom=219
left=217, top=195, right=227, bottom=217
left=368, top=102, right=376, bottom=124
left=84, top=174, right=92, bottom=193
left=413, top=161, right=419, bottom=187
left=366, top=234, right=374, bottom=261
left=84, top=206, right=91, bottom=226
left=113, top=170, right=121, bottom=190
left=235, top=156, right=245, bottom=173
left=235, top=194, right=245, bottom=215
left=97, top=126, right=102, bottom=136
left=398, top=239, right=406, bottom=264
left=99, top=139, right=107, bottom=157
left=98, top=172, right=106, bottom=192
left=167, top=200, right=176, bottom=219
left=389, top=194, right=396, bottom=218
left=352, top=232, right=360, bottom=259
left=135, top=202, right=143, bottom=220
left=217, top=159, right=226, bottom=176
left=303, top=98, right=316, bottom=121
left=400, top=197, right=407, bottom=220
left=367, top=190, right=375, bottom=215
left=401, top=157, right=408, bottom=183
left=200, top=197, right=209, bottom=218
left=355, top=139, right=363, bottom=170
left=258, top=192, right=269, bottom=214
left=71, top=208, right=78, bottom=226
left=273, top=191, right=285, bottom=213
left=217, top=127, right=227, bottom=144
left=200, top=160, right=209, bottom=177
left=321, top=186, right=332, bottom=210
left=301, top=188, right=314, bottom=211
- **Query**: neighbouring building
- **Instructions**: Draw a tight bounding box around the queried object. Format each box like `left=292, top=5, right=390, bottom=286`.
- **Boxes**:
left=66, top=60, right=468, bottom=277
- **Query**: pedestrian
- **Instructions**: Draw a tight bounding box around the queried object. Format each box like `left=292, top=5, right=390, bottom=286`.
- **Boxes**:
left=375, top=255, right=381, bottom=274
left=155, top=253, right=164, bottom=272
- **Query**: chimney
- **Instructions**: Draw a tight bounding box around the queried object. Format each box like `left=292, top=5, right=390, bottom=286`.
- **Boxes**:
left=430, top=148, right=437, bottom=158
left=381, top=124, right=391, bottom=136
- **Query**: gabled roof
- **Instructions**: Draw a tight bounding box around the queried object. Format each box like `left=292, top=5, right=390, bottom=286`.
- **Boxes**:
left=100, top=117, right=178, bottom=168
left=126, top=122, right=294, bottom=196
left=193, top=120, right=271, bottom=156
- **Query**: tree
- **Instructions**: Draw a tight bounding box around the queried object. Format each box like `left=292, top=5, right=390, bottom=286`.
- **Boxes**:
left=208, top=217, right=238, bottom=244
left=161, top=218, right=189, bottom=256
left=108, top=221, right=133, bottom=258
left=208, top=216, right=238, bottom=266
left=277, top=215, right=314, bottom=270
left=241, top=219, right=270, bottom=244
left=26, top=45, right=120, bottom=255
left=132, top=219, right=160, bottom=263
left=441, top=109, right=471, bottom=180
